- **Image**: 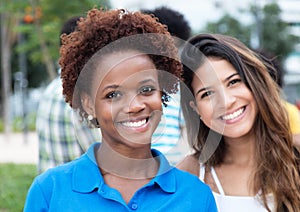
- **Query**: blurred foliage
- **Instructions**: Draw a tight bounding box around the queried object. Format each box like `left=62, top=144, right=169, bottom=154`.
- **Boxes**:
left=1, top=1, right=299, bottom=89
left=204, top=3, right=299, bottom=64
left=0, top=119, right=3, bottom=132
left=257, top=3, right=299, bottom=62
left=0, top=163, right=36, bottom=212
left=205, top=14, right=252, bottom=47
left=1, top=0, right=111, bottom=87
left=0, top=112, right=36, bottom=132
left=12, top=112, right=37, bottom=132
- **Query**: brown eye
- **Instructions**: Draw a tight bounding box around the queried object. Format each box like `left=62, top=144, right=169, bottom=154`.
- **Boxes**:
left=106, top=91, right=122, bottom=99
left=139, top=86, right=155, bottom=95
left=228, top=79, right=241, bottom=87
left=201, top=90, right=214, bottom=99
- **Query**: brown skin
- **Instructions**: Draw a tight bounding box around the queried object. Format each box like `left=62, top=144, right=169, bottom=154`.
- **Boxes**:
left=60, top=9, right=182, bottom=204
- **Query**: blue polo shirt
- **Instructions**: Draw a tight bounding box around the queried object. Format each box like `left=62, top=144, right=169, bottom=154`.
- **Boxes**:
left=24, top=143, right=217, bottom=211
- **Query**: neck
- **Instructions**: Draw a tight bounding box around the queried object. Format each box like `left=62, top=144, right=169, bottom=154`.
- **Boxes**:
left=223, top=135, right=256, bottom=167
left=96, top=142, right=159, bottom=179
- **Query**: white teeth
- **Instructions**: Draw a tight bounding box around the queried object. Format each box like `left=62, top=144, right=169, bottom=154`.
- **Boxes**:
left=221, top=108, right=244, bottom=121
left=121, top=119, right=147, bottom=128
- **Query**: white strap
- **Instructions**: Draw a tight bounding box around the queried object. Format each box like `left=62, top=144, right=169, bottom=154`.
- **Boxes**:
left=211, top=166, right=226, bottom=195
left=199, top=164, right=205, bottom=181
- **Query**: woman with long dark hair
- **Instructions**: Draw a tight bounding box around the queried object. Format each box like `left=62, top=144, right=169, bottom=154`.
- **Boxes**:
left=178, top=33, right=300, bottom=211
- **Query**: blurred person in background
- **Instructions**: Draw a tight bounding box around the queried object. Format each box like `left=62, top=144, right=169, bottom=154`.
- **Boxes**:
left=142, top=6, right=192, bottom=164
left=36, top=16, right=101, bottom=174
left=142, top=6, right=191, bottom=48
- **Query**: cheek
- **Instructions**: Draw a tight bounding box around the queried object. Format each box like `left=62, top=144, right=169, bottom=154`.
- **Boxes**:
left=94, top=99, right=117, bottom=122
left=196, top=101, right=214, bottom=122
left=151, top=93, right=163, bottom=111
left=94, top=102, right=110, bottom=119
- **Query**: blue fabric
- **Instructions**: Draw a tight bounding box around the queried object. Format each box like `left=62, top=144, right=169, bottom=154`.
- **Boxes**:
left=24, top=143, right=217, bottom=211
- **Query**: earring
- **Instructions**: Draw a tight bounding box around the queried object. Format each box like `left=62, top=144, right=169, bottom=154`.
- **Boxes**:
left=88, top=114, right=93, bottom=121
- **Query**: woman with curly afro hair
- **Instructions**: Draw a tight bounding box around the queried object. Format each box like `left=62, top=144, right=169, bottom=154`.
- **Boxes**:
left=24, top=8, right=217, bottom=211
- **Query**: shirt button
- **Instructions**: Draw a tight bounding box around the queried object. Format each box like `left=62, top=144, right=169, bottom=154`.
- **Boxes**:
left=131, top=203, right=138, bottom=210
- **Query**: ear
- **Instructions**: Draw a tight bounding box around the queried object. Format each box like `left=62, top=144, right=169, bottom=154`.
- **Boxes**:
left=81, top=92, right=96, bottom=117
left=189, top=100, right=200, bottom=115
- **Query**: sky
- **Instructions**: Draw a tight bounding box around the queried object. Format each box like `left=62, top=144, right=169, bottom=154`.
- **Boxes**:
left=110, top=0, right=300, bottom=33
left=109, top=0, right=254, bottom=32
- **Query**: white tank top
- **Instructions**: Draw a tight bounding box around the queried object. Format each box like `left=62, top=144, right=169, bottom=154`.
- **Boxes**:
left=199, top=165, right=274, bottom=212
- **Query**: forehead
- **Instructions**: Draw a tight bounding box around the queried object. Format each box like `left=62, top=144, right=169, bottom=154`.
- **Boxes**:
left=98, top=50, right=150, bottom=73
left=103, top=54, right=156, bottom=82
left=193, top=57, right=236, bottom=86
left=91, top=51, right=157, bottom=91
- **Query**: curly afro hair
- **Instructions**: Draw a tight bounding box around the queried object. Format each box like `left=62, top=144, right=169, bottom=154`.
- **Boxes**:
left=59, top=8, right=182, bottom=122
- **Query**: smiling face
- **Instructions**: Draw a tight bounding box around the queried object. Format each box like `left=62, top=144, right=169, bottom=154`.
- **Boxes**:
left=82, top=51, right=162, bottom=150
left=190, top=57, right=258, bottom=140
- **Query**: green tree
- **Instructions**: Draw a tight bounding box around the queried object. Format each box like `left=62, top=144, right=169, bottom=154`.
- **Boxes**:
left=0, top=0, right=111, bottom=133
left=204, top=14, right=252, bottom=47
left=203, top=2, right=299, bottom=65
left=253, top=3, right=299, bottom=62
left=0, top=0, right=27, bottom=133
left=18, top=0, right=111, bottom=83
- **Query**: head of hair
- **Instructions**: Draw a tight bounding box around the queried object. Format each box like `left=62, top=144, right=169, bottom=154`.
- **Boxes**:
left=254, top=49, right=284, bottom=87
left=180, top=33, right=300, bottom=211
left=59, top=8, right=182, bottom=125
left=141, top=6, right=191, bottom=41
left=59, top=16, right=81, bottom=46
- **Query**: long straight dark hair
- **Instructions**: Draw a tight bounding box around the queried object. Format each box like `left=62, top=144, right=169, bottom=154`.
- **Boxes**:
left=180, top=33, right=300, bottom=212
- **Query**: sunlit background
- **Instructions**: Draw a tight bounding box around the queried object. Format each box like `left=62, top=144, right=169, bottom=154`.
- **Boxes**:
left=1, top=0, right=300, bottom=134
left=0, top=1, right=300, bottom=210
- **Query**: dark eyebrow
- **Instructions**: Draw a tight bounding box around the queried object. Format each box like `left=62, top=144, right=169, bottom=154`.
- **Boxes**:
left=195, top=86, right=210, bottom=95
left=102, top=84, right=119, bottom=92
left=195, top=73, right=239, bottom=95
left=223, top=73, right=239, bottom=83
left=139, top=78, right=157, bottom=85
left=102, top=78, right=157, bottom=92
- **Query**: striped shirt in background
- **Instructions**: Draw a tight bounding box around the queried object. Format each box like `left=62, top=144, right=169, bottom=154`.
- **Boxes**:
left=151, top=91, right=189, bottom=165
left=36, top=77, right=101, bottom=174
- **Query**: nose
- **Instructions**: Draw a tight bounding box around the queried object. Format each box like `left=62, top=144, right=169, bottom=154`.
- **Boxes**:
left=217, top=89, right=236, bottom=109
left=124, top=95, right=145, bottom=113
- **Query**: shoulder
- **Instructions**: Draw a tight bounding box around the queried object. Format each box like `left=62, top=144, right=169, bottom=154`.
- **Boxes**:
left=24, top=154, right=96, bottom=211
left=176, top=154, right=199, bottom=177
left=34, top=154, right=89, bottom=187
left=172, top=166, right=205, bottom=189
left=171, top=167, right=217, bottom=210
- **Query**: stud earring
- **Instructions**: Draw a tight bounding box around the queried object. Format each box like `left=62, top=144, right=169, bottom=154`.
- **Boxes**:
left=88, top=115, right=93, bottom=121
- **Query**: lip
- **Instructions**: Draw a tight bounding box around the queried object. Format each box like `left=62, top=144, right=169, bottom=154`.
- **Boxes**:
left=219, top=106, right=246, bottom=123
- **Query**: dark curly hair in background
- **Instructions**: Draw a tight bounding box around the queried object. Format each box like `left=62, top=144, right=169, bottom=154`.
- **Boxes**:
left=59, top=8, right=182, bottom=123
left=141, top=6, right=191, bottom=41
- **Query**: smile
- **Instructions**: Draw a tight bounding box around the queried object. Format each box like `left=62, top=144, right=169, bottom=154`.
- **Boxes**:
left=120, top=118, right=148, bottom=128
left=221, top=107, right=245, bottom=121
